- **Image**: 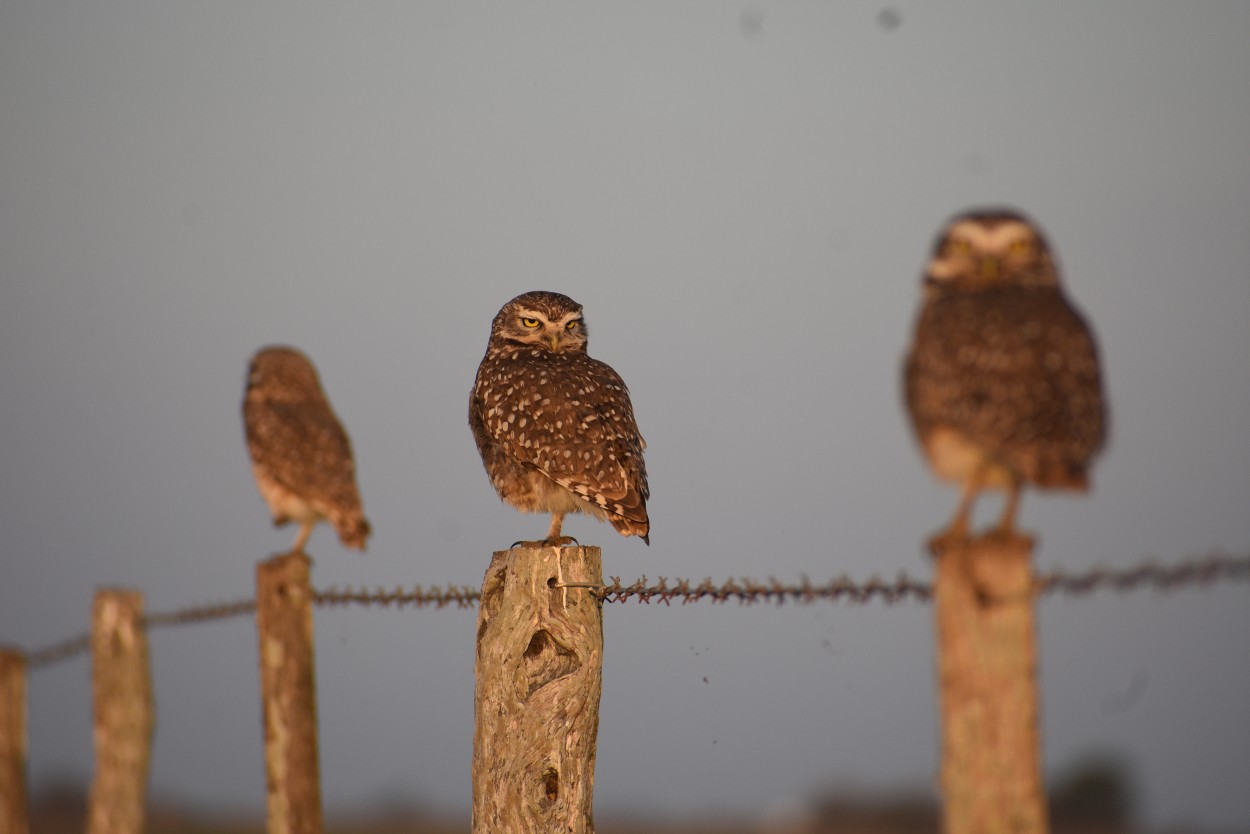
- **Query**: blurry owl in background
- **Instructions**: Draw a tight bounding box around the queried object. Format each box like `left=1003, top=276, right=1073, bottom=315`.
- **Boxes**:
left=469, top=291, right=650, bottom=547
left=904, top=208, right=1107, bottom=539
left=243, top=345, right=371, bottom=553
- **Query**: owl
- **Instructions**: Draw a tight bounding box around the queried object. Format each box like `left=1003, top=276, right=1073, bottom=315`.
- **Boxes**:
left=243, top=346, right=371, bottom=553
left=469, top=291, right=650, bottom=547
left=904, top=209, right=1107, bottom=539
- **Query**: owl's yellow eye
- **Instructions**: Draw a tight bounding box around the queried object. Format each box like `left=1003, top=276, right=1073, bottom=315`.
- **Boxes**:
left=947, top=239, right=973, bottom=257
left=1008, top=240, right=1035, bottom=258
left=565, top=319, right=580, bottom=331
left=521, top=317, right=541, bottom=328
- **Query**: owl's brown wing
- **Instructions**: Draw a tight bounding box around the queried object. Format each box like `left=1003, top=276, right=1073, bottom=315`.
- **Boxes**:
left=244, top=398, right=366, bottom=514
left=473, top=351, right=649, bottom=525
left=905, top=286, right=1106, bottom=482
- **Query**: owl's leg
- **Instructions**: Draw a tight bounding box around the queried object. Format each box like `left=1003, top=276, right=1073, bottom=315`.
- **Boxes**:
left=544, top=512, right=579, bottom=546
left=291, top=520, right=315, bottom=554
left=996, top=474, right=1023, bottom=537
left=545, top=512, right=565, bottom=543
left=947, top=476, right=980, bottom=540
left=929, top=474, right=980, bottom=553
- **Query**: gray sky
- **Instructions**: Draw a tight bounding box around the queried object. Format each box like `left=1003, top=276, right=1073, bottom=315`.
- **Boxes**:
left=2, top=2, right=1248, bottom=829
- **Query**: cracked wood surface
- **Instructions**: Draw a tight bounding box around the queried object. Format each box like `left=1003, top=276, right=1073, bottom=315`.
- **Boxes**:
left=473, top=546, right=603, bottom=834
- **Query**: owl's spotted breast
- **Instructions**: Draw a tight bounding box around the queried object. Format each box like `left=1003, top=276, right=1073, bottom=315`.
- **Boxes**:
left=904, top=209, right=1107, bottom=538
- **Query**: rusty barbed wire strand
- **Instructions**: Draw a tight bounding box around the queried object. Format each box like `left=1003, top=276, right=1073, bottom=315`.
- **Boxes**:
left=565, top=573, right=935, bottom=606
left=16, top=550, right=1249, bottom=670
left=143, top=598, right=258, bottom=627
left=25, top=634, right=92, bottom=670
left=312, top=584, right=481, bottom=610
left=579, top=550, right=1250, bottom=605
left=1034, top=550, right=1250, bottom=597
left=24, top=596, right=260, bottom=670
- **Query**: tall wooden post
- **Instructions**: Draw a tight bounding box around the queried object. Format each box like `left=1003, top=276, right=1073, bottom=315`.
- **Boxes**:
left=256, top=552, right=323, bottom=834
left=932, top=533, right=1048, bottom=834
left=87, top=589, right=154, bottom=834
left=472, top=546, right=604, bottom=834
left=0, top=648, right=29, bottom=834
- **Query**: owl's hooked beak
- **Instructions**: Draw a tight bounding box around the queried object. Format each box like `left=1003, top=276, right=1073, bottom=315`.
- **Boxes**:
left=978, top=256, right=1001, bottom=281
left=548, top=333, right=561, bottom=351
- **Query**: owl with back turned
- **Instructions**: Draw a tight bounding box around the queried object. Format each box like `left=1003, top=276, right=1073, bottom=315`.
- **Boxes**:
left=243, top=345, right=371, bottom=553
left=904, top=209, right=1107, bottom=539
left=469, top=291, right=650, bottom=546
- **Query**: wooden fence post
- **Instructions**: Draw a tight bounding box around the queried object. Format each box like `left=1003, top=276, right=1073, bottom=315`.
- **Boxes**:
left=932, top=533, right=1048, bottom=834
left=87, top=589, right=154, bottom=834
left=472, top=546, right=604, bottom=834
left=256, top=552, right=323, bottom=834
left=0, top=648, right=28, bottom=834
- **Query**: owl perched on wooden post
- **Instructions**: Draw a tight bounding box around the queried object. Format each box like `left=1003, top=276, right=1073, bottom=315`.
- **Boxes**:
left=243, top=346, right=371, bottom=553
left=469, top=291, right=650, bottom=546
left=904, top=209, right=1107, bottom=539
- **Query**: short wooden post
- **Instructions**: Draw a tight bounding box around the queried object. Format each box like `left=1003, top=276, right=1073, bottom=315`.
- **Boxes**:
left=932, top=533, right=1048, bottom=834
left=0, top=648, right=29, bottom=834
left=256, top=552, right=323, bottom=834
left=87, top=589, right=154, bottom=834
left=472, top=546, right=604, bottom=834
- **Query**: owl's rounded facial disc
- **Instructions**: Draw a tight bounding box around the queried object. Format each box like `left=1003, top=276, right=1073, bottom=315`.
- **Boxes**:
left=926, top=216, right=1053, bottom=289
left=508, top=307, right=586, bottom=352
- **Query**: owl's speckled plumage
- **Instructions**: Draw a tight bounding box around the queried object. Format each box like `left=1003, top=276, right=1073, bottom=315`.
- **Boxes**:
left=469, top=291, right=650, bottom=546
left=904, top=209, right=1107, bottom=538
left=243, top=346, right=371, bottom=553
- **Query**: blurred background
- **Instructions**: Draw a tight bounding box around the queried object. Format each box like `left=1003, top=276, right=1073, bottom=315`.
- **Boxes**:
left=2, top=2, right=1248, bottom=831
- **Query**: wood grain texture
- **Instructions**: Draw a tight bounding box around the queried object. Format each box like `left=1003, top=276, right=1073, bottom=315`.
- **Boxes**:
left=257, top=553, right=323, bottom=834
left=0, top=648, right=28, bottom=834
left=472, top=546, right=604, bottom=834
left=933, top=534, right=1048, bottom=834
left=87, top=590, right=154, bottom=834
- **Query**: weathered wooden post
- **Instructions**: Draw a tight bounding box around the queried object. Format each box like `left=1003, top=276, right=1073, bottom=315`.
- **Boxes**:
left=256, top=552, right=323, bottom=834
left=932, top=533, right=1048, bottom=834
left=0, top=648, right=28, bottom=834
left=87, top=589, right=154, bottom=834
left=472, top=545, right=604, bottom=834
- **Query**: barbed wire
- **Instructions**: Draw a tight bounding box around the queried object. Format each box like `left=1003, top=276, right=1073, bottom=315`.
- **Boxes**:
left=24, top=598, right=261, bottom=670
left=585, top=551, right=1250, bottom=605
left=313, top=585, right=481, bottom=610
left=25, top=635, right=92, bottom=670
left=1034, top=551, right=1250, bottom=597
left=16, top=550, right=1248, bottom=670
left=578, top=574, right=935, bottom=605
left=144, top=598, right=258, bottom=628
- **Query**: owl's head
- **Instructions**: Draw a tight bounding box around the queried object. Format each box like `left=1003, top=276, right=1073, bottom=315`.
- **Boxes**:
left=246, top=346, right=325, bottom=401
left=926, top=208, right=1059, bottom=291
left=488, top=291, right=588, bottom=354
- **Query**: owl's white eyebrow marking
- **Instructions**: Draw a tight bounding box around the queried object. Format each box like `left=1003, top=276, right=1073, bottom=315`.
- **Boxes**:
left=947, top=220, right=1034, bottom=251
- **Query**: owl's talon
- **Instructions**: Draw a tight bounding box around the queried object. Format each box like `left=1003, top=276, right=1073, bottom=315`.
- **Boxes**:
left=927, top=527, right=971, bottom=555
left=509, top=536, right=579, bottom=549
